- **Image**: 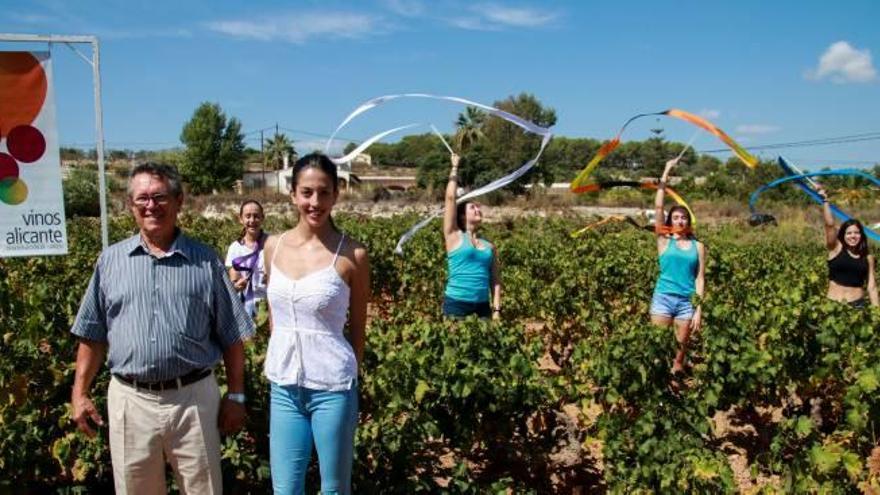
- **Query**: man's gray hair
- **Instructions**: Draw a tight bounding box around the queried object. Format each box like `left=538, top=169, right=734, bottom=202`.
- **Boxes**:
left=128, top=162, right=184, bottom=197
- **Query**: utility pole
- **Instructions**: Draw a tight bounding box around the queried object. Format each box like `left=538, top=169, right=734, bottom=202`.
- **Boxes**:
left=260, top=129, right=266, bottom=196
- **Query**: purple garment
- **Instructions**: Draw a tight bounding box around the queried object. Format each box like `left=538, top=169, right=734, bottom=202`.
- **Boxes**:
left=232, top=232, right=267, bottom=317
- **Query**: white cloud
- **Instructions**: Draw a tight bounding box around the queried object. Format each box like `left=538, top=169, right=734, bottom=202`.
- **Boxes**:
left=735, top=124, right=781, bottom=135
left=449, top=3, right=559, bottom=31
left=206, top=11, right=382, bottom=44
left=698, top=109, right=721, bottom=120
left=807, top=41, right=877, bottom=84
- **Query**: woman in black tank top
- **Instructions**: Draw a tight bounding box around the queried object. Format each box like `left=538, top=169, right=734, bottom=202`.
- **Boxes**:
left=817, top=186, right=878, bottom=307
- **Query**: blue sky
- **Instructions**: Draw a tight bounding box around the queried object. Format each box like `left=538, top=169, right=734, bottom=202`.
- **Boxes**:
left=2, top=0, right=879, bottom=168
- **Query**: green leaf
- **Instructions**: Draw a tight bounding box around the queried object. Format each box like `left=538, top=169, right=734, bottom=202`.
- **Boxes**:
left=414, top=380, right=430, bottom=403
left=794, top=416, right=813, bottom=438
left=856, top=369, right=879, bottom=393
left=810, top=445, right=841, bottom=474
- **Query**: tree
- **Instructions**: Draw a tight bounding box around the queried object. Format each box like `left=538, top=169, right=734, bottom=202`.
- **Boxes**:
left=264, top=133, right=295, bottom=170
left=179, top=102, right=246, bottom=194
left=454, top=106, right=486, bottom=152
left=479, top=93, right=557, bottom=190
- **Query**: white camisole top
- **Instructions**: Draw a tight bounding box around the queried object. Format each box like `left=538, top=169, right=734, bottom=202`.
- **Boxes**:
left=264, top=232, right=356, bottom=391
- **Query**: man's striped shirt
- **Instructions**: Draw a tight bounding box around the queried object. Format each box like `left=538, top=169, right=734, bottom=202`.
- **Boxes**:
left=71, top=231, right=255, bottom=381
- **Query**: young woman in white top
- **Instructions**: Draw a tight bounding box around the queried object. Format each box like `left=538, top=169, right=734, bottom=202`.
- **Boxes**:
left=225, top=199, right=268, bottom=317
left=262, top=153, right=370, bottom=495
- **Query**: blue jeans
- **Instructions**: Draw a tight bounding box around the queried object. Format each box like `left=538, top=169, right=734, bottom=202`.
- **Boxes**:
left=269, top=381, right=358, bottom=495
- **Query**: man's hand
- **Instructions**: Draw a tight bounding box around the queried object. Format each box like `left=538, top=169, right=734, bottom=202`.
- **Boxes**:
left=71, top=393, right=104, bottom=438
left=219, top=398, right=246, bottom=435
left=233, top=276, right=248, bottom=292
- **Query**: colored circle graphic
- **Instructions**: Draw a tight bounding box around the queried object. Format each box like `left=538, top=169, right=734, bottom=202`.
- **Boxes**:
left=0, top=52, right=47, bottom=138
left=0, top=178, right=28, bottom=205
left=7, top=125, right=45, bottom=163
left=0, top=153, right=18, bottom=180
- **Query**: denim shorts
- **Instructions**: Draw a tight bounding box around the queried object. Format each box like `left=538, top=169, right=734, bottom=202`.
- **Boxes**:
left=650, top=292, right=694, bottom=321
left=442, top=296, right=491, bottom=319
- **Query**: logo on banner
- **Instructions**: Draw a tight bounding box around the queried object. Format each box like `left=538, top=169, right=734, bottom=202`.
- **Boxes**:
left=0, top=52, right=48, bottom=205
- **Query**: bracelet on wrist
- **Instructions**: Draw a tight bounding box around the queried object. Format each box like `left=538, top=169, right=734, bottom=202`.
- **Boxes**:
left=226, top=392, right=246, bottom=404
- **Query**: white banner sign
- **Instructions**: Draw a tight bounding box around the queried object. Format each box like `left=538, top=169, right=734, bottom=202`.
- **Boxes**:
left=0, top=51, right=68, bottom=257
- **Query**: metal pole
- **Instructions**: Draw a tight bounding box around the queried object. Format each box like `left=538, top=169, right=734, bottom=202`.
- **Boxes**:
left=91, top=38, right=109, bottom=249
left=260, top=130, right=266, bottom=196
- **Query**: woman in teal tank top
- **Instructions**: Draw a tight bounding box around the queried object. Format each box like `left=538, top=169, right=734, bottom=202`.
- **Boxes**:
left=650, top=158, right=707, bottom=385
left=441, top=152, right=502, bottom=319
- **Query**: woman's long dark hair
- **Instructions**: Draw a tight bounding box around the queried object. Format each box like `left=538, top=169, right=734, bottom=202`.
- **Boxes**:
left=238, top=199, right=264, bottom=242
left=291, top=153, right=340, bottom=232
left=455, top=201, right=473, bottom=232
left=838, top=219, right=868, bottom=256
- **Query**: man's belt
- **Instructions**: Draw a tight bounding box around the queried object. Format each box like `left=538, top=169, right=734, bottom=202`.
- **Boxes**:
left=113, top=368, right=212, bottom=392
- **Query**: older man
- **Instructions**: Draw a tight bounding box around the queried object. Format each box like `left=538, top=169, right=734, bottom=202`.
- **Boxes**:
left=70, top=162, right=254, bottom=494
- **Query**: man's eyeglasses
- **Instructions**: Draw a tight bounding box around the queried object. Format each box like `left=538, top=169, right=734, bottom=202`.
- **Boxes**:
left=132, top=193, right=171, bottom=207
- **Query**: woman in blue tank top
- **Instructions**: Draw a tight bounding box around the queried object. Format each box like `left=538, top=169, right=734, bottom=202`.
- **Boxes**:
left=441, top=152, right=502, bottom=319
left=650, top=157, right=707, bottom=384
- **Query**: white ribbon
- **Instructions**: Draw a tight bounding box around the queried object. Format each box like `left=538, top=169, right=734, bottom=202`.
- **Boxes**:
left=323, top=93, right=553, bottom=254
left=329, top=123, right=420, bottom=165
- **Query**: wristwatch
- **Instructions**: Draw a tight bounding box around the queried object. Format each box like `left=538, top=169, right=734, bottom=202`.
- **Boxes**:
left=226, top=392, right=246, bottom=404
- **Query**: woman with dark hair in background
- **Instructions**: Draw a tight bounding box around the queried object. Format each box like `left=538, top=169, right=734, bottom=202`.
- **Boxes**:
left=441, top=152, right=502, bottom=320
left=816, top=185, right=878, bottom=308
left=262, top=153, right=370, bottom=494
left=226, top=199, right=268, bottom=318
left=650, top=157, right=707, bottom=384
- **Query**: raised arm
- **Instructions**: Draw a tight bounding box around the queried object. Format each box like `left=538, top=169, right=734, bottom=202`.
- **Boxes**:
left=815, top=185, right=838, bottom=251
left=655, top=158, right=678, bottom=231
left=655, top=158, right=678, bottom=252
left=443, top=153, right=462, bottom=239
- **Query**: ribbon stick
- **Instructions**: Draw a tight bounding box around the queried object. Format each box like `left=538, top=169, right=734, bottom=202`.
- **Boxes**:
left=673, top=129, right=701, bottom=162
left=322, top=93, right=553, bottom=254
left=430, top=124, right=455, bottom=154
left=750, top=162, right=880, bottom=243
left=571, top=109, right=757, bottom=192
left=778, top=155, right=820, bottom=190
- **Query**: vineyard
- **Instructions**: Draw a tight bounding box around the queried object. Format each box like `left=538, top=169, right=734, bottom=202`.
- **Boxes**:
left=2, top=212, right=880, bottom=493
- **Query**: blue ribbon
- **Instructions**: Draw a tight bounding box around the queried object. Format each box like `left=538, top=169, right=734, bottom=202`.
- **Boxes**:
left=748, top=158, right=880, bottom=242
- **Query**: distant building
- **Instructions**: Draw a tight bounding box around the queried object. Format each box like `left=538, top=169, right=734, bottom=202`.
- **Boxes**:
left=241, top=157, right=354, bottom=194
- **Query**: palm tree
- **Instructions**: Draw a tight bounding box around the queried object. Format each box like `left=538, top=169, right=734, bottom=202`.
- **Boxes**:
left=454, top=106, right=486, bottom=152
left=264, top=133, right=295, bottom=170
